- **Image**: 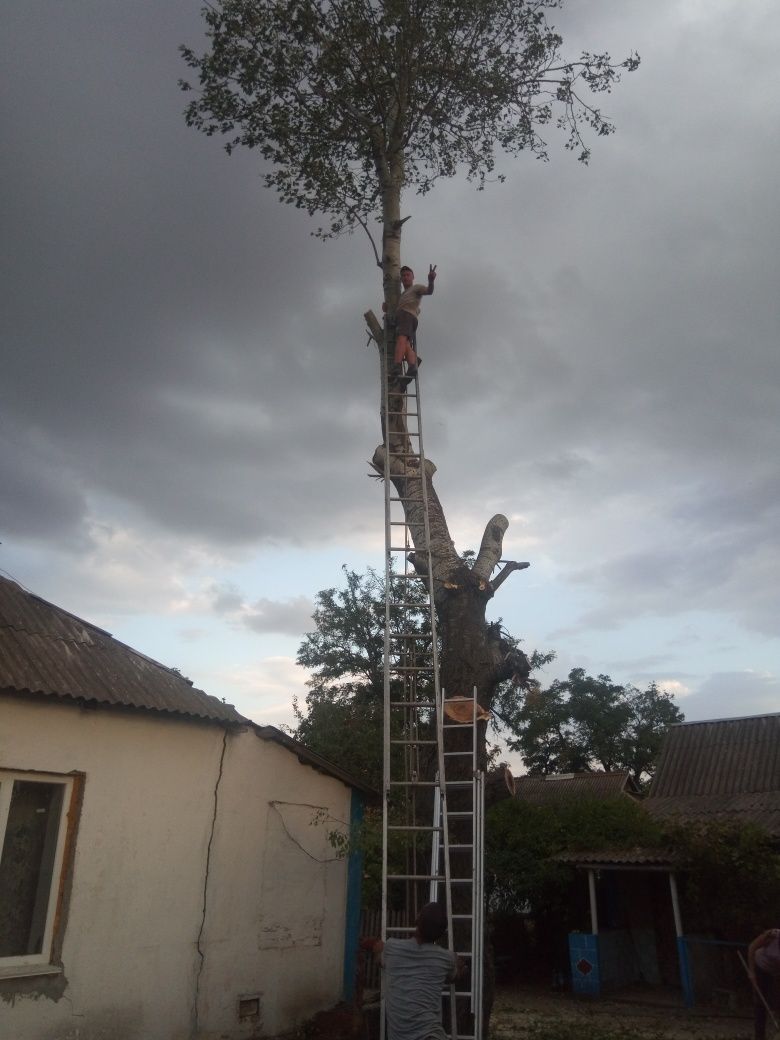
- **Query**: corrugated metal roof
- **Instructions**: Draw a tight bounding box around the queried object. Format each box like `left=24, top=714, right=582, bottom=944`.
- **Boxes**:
left=646, top=793, right=780, bottom=837
left=649, top=714, right=780, bottom=798
left=0, top=576, right=245, bottom=724
left=557, top=847, right=677, bottom=868
left=515, top=771, right=637, bottom=806
left=645, top=714, right=780, bottom=837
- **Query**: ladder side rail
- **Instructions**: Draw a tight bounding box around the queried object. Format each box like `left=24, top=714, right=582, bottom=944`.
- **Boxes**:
left=472, top=689, right=480, bottom=1019
left=471, top=686, right=484, bottom=1039
left=438, top=686, right=459, bottom=1040
left=414, top=376, right=453, bottom=934
left=380, top=335, right=394, bottom=1040
left=429, top=784, right=441, bottom=904
left=475, top=768, right=485, bottom=1040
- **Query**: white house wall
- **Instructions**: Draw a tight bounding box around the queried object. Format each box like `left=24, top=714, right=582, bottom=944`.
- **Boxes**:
left=0, top=698, right=352, bottom=1040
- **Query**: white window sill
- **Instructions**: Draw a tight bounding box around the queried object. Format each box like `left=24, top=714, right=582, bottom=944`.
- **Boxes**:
left=0, top=963, right=63, bottom=981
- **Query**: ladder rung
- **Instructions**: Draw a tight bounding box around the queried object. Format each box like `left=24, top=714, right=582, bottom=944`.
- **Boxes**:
left=443, top=751, right=473, bottom=757
left=387, top=825, right=442, bottom=832
left=389, top=700, right=435, bottom=707
left=448, top=844, right=474, bottom=850
left=387, top=873, right=443, bottom=881
left=447, top=811, right=473, bottom=818
left=390, top=739, right=438, bottom=745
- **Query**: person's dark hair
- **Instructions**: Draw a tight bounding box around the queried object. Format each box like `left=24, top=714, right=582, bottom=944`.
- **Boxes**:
left=417, top=902, right=447, bottom=943
left=400, top=265, right=413, bottom=275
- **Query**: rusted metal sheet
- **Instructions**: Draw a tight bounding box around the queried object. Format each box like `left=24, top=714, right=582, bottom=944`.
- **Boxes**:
left=0, top=576, right=244, bottom=724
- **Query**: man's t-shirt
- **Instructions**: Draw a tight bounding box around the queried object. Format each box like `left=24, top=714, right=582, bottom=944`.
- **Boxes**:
left=382, top=937, right=457, bottom=1040
left=398, top=284, right=429, bottom=318
left=756, top=929, right=780, bottom=977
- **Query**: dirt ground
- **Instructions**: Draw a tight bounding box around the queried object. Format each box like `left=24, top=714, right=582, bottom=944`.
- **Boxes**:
left=491, top=983, right=754, bottom=1040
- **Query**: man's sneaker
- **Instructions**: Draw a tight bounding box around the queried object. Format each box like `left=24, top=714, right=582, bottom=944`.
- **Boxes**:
left=405, top=365, right=418, bottom=378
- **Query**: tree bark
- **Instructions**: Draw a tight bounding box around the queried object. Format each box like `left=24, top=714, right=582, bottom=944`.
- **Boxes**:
left=364, top=313, right=530, bottom=755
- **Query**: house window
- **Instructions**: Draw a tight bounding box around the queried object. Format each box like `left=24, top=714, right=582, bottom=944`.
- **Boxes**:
left=0, top=771, right=74, bottom=970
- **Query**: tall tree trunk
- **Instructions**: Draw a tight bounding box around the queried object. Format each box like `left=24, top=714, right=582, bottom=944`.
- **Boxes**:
left=364, top=319, right=530, bottom=744
left=366, top=164, right=530, bottom=1033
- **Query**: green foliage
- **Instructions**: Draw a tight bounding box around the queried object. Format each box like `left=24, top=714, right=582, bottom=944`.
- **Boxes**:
left=486, top=795, right=663, bottom=917
left=495, top=668, right=684, bottom=785
left=292, top=565, right=430, bottom=788
left=292, top=565, right=548, bottom=787
left=293, top=692, right=384, bottom=789
left=181, top=0, right=639, bottom=236
left=324, top=805, right=388, bottom=907
left=669, top=819, right=780, bottom=939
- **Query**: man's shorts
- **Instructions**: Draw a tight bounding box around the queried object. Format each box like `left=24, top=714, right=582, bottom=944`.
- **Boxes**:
left=396, top=308, right=418, bottom=342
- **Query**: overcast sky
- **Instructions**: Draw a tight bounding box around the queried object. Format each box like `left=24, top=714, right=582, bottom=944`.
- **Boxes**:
left=2, top=0, right=779, bottom=756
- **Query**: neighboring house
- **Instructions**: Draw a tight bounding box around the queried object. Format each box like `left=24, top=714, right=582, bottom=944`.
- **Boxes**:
left=515, top=771, right=640, bottom=807
left=645, top=713, right=780, bottom=838
left=563, top=714, right=780, bottom=1005
left=0, top=576, right=370, bottom=1040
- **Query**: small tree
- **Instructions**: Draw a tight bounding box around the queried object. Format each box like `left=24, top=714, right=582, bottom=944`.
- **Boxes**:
left=293, top=565, right=429, bottom=787
left=494, top=667, right=683, bottom=786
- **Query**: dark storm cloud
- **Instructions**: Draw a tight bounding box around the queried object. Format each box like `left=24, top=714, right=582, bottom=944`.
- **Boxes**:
left=2, top=0, right=382, bottom=547
left=559, top=464, right=780, bottom=638
left=2, top=0, right=779, bottom=678
left=0, top=425, right=87, bottom=542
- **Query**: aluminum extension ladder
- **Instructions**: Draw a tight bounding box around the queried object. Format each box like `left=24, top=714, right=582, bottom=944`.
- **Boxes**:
left=379, top=346, right=484, bottom=1040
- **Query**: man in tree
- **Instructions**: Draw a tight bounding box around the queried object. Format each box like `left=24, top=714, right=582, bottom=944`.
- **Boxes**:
left=395, top=263, right=436, bottom=378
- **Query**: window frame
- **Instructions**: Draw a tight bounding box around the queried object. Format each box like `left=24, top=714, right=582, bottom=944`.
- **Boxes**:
left=0, top=769, right=76, bottom=972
